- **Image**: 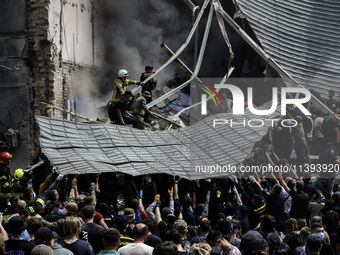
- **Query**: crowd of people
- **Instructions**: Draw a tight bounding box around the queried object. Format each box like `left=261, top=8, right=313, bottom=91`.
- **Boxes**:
left=0, top=77, right=340, bottom=255
left=0, top=139, right=339, bottom=255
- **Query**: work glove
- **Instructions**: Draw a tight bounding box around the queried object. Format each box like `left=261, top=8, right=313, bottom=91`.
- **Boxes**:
left=216, top=189, right=222, bottom=198
left=138, top=82, right=144, bottom=87
left=119, top=118, right=125, bottom=125
left=91, top=182, right=96, bottom=192
left=168, top=187, right=173, bottom=197
left=57, top=173, right=65, bottom=181
left=144, top=175, right=152, bottom=184
left=174, top=176, right=181, bottom=183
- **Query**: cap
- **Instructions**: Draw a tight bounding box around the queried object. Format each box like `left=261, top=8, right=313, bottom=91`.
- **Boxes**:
left=31, top=244, right=53, bottom=255
left=307, top=234, right=322, bottom=251
left=52, top=231, right=59, bottom=239
left=240, top=231, right=267, bottom=252
left=174, top=219, right=187, bottom=233
left=35, top=227, right=53, bottom=245
left=167, top=214, right=176, bottom=224
left=9, top=216, right=27, bottom=234
left=213, top=218, right=232, bottom=235
left=124, top=208, right=135, bottom=218
left=99, top=202, right=110, bottom=211
left=115, top=214, right=127, bottom=225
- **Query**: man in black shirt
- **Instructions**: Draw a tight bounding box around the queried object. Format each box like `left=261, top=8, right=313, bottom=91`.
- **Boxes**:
left=281, top=180, right=310, bottom=229
left=79, top=205, right=105, bottom=254
left=315, top=143, right=340, bottom=201
left=109, top=90, right=138, bottom=128
left=5, top=216, right=35, bottom=255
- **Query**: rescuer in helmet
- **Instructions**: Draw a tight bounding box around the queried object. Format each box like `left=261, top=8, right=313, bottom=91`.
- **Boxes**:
left=109, top=90, right=139, bottom=128
left=111, top=69, right=142, bottom=106
left=140, top=65, right=157, bottom=102
left=0, top=152, right=13, bottom=193
left=133, top=91, right=154, bottom=129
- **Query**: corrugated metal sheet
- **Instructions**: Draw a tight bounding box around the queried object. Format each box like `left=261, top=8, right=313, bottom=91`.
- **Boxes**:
left=36, top=101, right=279, bottom=179
left=236, top=0, right=340, bottom=98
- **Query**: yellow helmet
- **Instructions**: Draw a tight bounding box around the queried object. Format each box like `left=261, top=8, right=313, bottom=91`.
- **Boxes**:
left=14, top=168, right=24, bottom=180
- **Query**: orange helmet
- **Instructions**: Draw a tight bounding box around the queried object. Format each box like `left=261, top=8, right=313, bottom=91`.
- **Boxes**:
left=0, top=152, right=12, bottom=164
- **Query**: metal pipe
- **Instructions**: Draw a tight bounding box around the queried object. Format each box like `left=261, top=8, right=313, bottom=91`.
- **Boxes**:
left=41, top=102, right=98, bottom=123
left=0, top=65, right=14, bottom=71
left=182, top=0, right=196, bottom=10
left=161, top=43, right=202, bottom=82
left=192, top=6, right=200, bottom=68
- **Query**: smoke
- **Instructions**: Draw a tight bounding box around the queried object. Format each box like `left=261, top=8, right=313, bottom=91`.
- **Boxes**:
left=72, top=0, right=248, bottom=119
left=96, top=0, right=192, bottom=94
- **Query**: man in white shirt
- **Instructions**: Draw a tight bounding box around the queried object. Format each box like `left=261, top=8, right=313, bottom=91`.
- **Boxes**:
left=118, top=223, right=154, bottom=255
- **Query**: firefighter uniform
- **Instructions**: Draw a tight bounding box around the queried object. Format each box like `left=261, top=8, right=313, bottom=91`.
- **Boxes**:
left=112, top=78, right=139, bottom=105
left=0, top=165, right=12, bottom=193
left=26, top=192, right=47, bottom=215
left=133, top=92, right=153, bottom=129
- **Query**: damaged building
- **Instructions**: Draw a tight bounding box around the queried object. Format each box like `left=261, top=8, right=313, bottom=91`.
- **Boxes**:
left=0, top=0, right=103, bottom=169
left=1, top=0, right=339, bottom=174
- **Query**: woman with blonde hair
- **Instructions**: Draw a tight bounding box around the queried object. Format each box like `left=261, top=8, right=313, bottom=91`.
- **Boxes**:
left=59, top=217, right=95, bottom=255
left=191, top=242, right=211, bottom=255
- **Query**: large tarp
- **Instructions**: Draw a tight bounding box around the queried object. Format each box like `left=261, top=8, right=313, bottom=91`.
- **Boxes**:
left=236, top=0, right=340, bottom=98
left=36, top=103, right=279, bottom=179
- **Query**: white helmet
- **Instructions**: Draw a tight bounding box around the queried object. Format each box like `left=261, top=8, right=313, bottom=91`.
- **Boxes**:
left=117, top=69, right=129, bottom=78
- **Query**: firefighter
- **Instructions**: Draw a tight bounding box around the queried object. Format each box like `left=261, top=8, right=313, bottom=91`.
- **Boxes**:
left=133, top=91, right=154, bottom=129
left=109, top=91, right=139, bottom=128
left=0, top=152, right=12, bottom=193
left=140, top=65, right=157, bottom=102
left=111, top=69, right=141, bottom=105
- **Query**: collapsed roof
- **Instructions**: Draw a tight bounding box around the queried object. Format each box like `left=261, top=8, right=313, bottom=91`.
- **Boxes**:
left=36, top=101, right=279, bottom=179
left=235, top=0, right=340, bottom=99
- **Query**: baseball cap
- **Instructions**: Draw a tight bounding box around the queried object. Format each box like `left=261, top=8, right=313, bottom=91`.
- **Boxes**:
left=167, top=214, right=176, bottom=224
left=31, top=244, right=53, bottom=255
left=115, top=214, right=128, bottom=226
left=174, top=219, right=187, bottom=233
left=9, top=216, right=27, bottom=234
left=99, top=202, right=111, bottom=211
left=35, top=227, right=53, bottom=245
left=240, top=231, right=268, bottom=252
left=124, top=208, right=135, bottom=218
left=307, top=234, right=322, bottom=251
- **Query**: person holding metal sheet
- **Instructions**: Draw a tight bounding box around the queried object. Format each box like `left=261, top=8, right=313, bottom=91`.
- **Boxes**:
left=109, top=91, right=139, bottom=128
left=140, top=65, right=157, bottom=102
left=133, top=91, right=154, bottom=129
